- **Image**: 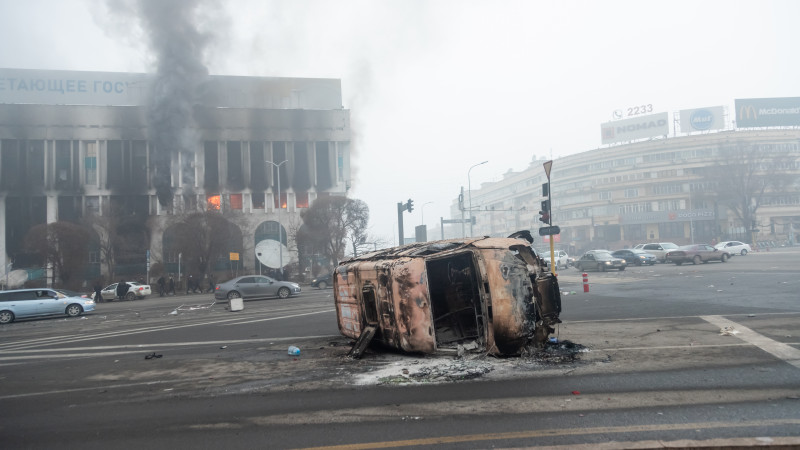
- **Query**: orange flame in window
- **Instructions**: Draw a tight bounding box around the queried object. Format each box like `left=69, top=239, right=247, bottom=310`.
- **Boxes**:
left=207, top=195, right=221, bottom=210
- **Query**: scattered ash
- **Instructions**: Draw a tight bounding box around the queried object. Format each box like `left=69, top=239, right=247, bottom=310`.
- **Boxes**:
left=520, top=339, right=588, bottom=365
left=407, top=361, right=493, bottom=382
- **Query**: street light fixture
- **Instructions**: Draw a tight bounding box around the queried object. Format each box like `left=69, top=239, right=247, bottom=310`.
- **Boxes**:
left=468, top=160, right=488, bottom=236
left=267, top=160, right=288, bottom=279
left=420, top=201, right=433, bottom=225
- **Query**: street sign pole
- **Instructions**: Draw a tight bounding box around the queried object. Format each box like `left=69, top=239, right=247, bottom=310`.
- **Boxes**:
left=543, top=160, right=555, bottom=274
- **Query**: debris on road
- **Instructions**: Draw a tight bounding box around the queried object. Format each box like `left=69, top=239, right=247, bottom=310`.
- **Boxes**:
left=720, top=326, right=740, bottom=336
left=144, top=352, right=163, bottom=360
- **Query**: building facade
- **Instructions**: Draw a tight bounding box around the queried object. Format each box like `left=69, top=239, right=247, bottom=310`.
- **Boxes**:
left=452, top=127, right=800, bottom=255
left=0, top=68, right=350, bottom=286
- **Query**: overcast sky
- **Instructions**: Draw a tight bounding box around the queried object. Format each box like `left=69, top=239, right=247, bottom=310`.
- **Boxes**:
left=2, top=0, right=799, bottom=246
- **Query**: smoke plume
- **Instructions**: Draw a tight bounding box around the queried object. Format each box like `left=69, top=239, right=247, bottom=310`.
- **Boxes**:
left=107, top=0, right=218, bottom=206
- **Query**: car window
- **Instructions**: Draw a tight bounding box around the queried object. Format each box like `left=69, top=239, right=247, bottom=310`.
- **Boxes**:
left=255, top=276, right=271, bottom=284
left=238, top=277, right=256, bottom=284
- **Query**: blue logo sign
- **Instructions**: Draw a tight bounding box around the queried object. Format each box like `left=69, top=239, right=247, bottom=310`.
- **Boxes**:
left=689, top=109, right=714, bottom=131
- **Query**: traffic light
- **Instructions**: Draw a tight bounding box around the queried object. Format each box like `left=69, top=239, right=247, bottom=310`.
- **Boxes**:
left=407, top=199, right=414, bottom=212
left=539, top=210, right=550, bottom=224
left=541, top=200, right=550, bottom=212
left=542, top=182, right=550, bottom=197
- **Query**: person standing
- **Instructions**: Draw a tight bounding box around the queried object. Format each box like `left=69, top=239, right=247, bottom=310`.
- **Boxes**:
left=116, top=279, right=129, bottom=301
left=168, top=275, right=175, bottom=295
left=157, top=275, right=166, bottom=297
left=93, top=281, right=104, bottom=303
left=186, top=275, right=194, bottom=294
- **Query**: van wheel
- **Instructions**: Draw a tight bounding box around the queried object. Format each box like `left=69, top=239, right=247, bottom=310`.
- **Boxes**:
left=66, top=304, right=83, bottom=317
left=0, top=310, right=14, bottom=324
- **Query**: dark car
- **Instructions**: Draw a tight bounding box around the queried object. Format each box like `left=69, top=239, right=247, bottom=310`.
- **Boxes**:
left=611, top=249, right=657, bottom=266
left=665, top=244, right=729, bottom=265
left=310, top=272, right=333, bottom=289
left=214, top=275, right=301, bottom=300
left=573, top=251, right=627, bottom=272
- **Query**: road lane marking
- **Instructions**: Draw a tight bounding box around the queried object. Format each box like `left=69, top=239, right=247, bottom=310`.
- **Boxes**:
left=0, top=334, right=341, bottom=361
left=294, top=420, right=800, bottom=450
left=0, top=308, right=335, bottom=351
left=702, top=315, right=800, bottom=369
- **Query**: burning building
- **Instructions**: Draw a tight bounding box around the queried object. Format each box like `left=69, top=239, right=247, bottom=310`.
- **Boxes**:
left=0, top=68, right=350, bottom=283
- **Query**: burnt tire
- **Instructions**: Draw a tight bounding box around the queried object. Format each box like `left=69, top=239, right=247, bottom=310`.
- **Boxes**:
left=65, top=304, right=83, bottom=317
left=0, top=310, right=14, bottom=324
left=278, top=287, right=291, bottom=299
left=693, top=255, right=702, bottom=265
left=227, top=291, right=241, bottom=300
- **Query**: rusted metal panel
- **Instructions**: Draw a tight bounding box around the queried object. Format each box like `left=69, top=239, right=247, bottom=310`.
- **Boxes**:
left=334, top=231, right=562, bottom=356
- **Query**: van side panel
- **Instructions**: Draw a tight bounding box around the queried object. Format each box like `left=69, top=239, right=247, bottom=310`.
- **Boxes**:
left=335, top=258, right=435, bottom=354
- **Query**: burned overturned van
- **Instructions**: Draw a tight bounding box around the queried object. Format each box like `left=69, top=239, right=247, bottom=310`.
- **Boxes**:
left=334, top=231, right=562, bottom=357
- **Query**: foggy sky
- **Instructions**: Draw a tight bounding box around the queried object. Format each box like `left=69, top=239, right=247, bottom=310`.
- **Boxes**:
left=1, top=0, right=799, bottom=244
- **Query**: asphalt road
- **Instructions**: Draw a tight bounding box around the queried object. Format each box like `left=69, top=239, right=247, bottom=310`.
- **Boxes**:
left=1, top=249, right=799, bottom=449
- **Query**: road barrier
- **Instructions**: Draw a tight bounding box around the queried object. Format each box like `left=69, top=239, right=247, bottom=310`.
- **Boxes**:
left=583, top=272, right=589, bottom=293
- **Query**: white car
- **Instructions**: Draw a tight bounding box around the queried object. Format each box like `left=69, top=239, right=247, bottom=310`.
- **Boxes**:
left=541, top=250, right=570, bottom=269
left=715, top=240, right=752, bottom=256
left=638, top=242, right=680, bottom=263
left=93, top=282, right=152, bottom=301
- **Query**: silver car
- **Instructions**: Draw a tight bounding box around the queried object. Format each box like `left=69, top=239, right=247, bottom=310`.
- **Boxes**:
left=0, top=288, right=96, bottom=324
left=214, top=275, right=301, bottom=300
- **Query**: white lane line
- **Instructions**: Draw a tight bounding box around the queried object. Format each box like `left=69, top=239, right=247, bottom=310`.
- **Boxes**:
left=0, top=334, right=342, bottom=361
left=220, top=308, right=335, bottom=325
left=0, top=308, right=335, bottom=351
left=701, top=315, right=800, bottom=369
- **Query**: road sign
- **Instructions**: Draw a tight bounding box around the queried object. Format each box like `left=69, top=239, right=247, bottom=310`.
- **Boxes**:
left=538, top=226, right=561, bottom=236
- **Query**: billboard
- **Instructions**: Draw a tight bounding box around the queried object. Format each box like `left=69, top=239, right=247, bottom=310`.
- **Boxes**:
left=735, top=97, right=800, bottom=128
left=679, top=106, right=725, bottom=133
left=601, top=112, right=668, bottom=145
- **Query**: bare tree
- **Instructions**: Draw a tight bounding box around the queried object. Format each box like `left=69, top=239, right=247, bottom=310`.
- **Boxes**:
left=300, top=196, right=370, bottom=265
left=24, top=221, right=90, bottom=288
left=709, top=141, right=800, bottom=241
left=171, top=211, right=241, bottom=276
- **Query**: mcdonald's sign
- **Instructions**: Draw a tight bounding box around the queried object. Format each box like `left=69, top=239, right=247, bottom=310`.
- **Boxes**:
left=735, top=97, right=800, bottom=128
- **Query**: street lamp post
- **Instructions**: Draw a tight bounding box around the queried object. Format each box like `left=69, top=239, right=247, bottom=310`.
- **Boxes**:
left=267, top=160, right=288, bottom=279
left=468, top=161, right=488, bottom=236
left=420, top=201, right=433, bottom=225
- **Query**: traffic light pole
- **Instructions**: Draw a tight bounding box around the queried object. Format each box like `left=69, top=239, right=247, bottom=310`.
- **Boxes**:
left=547, top=182, right=555, bottom=274
left=397, top=199, right=414, bottom=246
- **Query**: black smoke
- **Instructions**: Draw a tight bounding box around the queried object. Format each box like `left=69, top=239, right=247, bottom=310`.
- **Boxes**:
left=108, top=0, right=217, bottom=206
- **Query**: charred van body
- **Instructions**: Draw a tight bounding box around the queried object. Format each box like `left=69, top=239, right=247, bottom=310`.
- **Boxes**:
left=334, top=231, right=562, bottom=357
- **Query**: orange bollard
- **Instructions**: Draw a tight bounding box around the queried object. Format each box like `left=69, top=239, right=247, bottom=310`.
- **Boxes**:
left=583, top=272, right=589, bottom=293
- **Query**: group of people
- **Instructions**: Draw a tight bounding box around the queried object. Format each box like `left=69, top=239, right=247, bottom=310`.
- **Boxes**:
left=154, top=274, right=214, bottom=296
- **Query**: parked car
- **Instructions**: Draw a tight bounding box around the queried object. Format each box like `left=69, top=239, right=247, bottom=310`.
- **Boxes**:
left=638, top=242, right=680, bottom=263
left=714, top=240, right=752, bottom=256
left=611, top=249, right=657, bottom=266
left=666, top=244, right=729, bottom=265
left=310, top=272, right=333, bottom=289
left=0, top=288, right=96, bottom=324
left=214, top=275, right=301, bottom=300
left=573, top=251, right=627, bottom=271
left=92, top=281, right=152, bottom=301
left=55, top=289, right=91, bottom=299
left=541, top=250, right=571, bottom=269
